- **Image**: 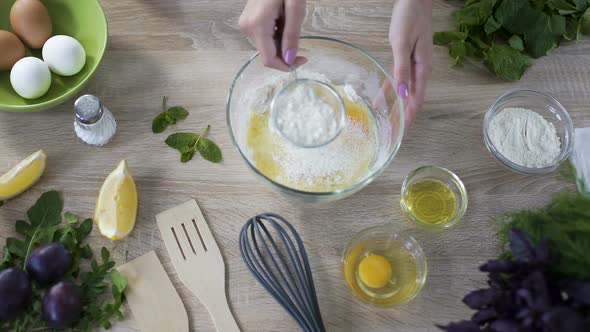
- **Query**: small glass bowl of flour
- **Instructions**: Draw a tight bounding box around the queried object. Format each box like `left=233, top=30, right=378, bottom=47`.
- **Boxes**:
left=484, top=89, right=574, bottom=174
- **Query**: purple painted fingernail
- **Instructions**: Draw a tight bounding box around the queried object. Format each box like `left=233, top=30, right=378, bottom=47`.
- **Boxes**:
left=398, top=83, right=409, bottom=99
left=284, top=48, right=296, bottom=65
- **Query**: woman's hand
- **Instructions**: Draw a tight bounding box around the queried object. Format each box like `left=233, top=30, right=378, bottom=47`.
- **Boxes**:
left=239, top=0, right=307, bottom=71
left=389, top=0, right=433, bottom=130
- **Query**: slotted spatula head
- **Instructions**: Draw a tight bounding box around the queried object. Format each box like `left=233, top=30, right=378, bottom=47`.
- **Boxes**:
left=156, top=199, right=225, bottom=298
left=156, top=200, right=241, bottom=332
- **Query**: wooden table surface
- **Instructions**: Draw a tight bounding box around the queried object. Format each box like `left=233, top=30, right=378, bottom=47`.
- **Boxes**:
left=1, top=0, right=589, bottom=331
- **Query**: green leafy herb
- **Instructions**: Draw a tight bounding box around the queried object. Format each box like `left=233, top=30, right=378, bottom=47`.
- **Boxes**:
left=508, top=35, right=524, bottom=51
left=483, top=44, right=533, bottom=81
left=165, top=125, right=222, bottom=163
left=499, top=190, right=590, bottom=280
left=1, top=191, right=127, bottom=331
left=151, top=96, right=189, bottom=133
left=436, top=0, right=590, bottom=80
left=581, top=7, right=590, bottom=35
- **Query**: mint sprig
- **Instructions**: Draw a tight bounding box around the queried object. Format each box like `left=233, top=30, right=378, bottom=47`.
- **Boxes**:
left=165, top=125, right=222, bottom=163
left=152, top=96, right=189, bottom=133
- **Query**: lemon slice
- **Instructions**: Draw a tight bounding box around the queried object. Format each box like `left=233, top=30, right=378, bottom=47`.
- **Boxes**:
left=0, top=149, right=47, bottom=201
left=95, top=160, right=138, bottom=240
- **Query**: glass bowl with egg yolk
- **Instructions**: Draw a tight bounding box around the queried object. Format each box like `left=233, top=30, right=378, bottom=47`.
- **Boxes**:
left=342, top=224, right=427, bottom=307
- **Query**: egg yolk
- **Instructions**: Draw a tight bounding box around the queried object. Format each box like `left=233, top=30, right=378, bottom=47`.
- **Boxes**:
left=358, top=254, right=393, bottom=289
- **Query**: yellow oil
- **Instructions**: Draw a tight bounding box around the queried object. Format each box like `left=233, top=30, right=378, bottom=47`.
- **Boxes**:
left=402, top=179, right=457, bottom=225
left=343, top=240, right=422, bottom=306
left=245, top=86, right=376, bottom=192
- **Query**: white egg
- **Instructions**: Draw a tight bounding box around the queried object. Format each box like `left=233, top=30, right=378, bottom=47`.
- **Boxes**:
left=42, top=35, right=86, bottom=76
left=10, top=57, right=52, bottom=99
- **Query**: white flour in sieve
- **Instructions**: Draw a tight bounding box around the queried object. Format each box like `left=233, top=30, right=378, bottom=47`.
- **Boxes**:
left=273, top=83, right=340, bottom=146
left=242, top=70, right=375, bottom=190
left=488, top=107, right=561, bottom=168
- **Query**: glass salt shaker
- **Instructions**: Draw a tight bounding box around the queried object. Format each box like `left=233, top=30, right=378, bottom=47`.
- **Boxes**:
left=73, top=94, right=116, bottom=146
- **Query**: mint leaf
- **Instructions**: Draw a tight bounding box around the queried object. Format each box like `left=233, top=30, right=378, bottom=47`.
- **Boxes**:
left=484, top=16, right=502, bottom=34
left=433, top=31, right=467, bottom=45
left=197, top=138, right=223, bottom=163
left=453, top=0, right=497, bottom=27
left=508, top=35, right=524, bottom=51
left=165, top=132, right=198, bottom=153
left=181, top=150, right=195, bottom=163
left=484, top=44, right=533, bottom=81
left=151, top=96, right=190, bottom=133
left=152, top=112, right=170, bottom=133
left=167, top=106, right=189, bottom=121
left=581, top=8, right=590, bottom=35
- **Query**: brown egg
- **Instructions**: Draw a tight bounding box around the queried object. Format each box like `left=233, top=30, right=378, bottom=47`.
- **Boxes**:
left=0, top=30, right=26, bottom=71
left=10, top=0, right=52, bottom=49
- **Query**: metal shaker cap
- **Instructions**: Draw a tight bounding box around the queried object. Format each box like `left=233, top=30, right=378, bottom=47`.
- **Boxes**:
left=74, top=94, right=103, bottom=125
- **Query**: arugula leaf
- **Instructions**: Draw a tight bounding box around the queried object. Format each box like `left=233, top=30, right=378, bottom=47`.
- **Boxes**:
left=152, top=96, right=190, bottom=133
left=483, top=44, right=533, bottom=81
left=4, top=190, right=63, bottom=269
left=65, top=211, right=78, bottom=224
left=581, top=7, right=590, bottom=35
left=484, top=16, right=502, bottom=34
left=508, top=35, right=525, bottom=50
left=433, top=31, right=468, bottom=46
left=453, top=0, right=498, bottom=27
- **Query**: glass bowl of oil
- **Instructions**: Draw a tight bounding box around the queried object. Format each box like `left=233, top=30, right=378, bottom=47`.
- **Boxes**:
left=400, top=166, right=468, bottom=229
left=342, top=224, right=427, bottom=307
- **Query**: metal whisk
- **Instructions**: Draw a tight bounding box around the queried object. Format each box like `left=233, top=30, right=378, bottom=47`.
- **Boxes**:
left=239, top=213, right=326, bottom=332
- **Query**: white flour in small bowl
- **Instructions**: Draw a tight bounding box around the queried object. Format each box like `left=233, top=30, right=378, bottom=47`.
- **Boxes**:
left=488, top=107, right=561, bottom=168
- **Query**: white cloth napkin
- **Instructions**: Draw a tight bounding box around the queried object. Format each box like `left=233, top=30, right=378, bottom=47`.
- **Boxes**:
left=571, top=127, right=590, bottom=193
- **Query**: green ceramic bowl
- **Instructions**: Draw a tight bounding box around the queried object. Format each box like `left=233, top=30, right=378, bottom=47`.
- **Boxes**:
left=0, top=0, right=107, bottom=112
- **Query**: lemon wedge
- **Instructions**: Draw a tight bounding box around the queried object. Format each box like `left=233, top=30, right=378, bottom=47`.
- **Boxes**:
left=95, top=160, right=138, bottom=240
left=0, top=149, right=47, bottom=201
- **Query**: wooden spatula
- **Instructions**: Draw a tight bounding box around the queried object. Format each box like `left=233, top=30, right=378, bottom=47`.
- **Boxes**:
left=156, top=199, right=240, bottom=332
left=117, top=251, right=189, bottom=332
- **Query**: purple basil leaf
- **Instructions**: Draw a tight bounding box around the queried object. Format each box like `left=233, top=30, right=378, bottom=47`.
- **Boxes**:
left=561, top=280, right=590, bottom=305
left=516, top=288, right=533, bottom=307
left=480, top=260, right=518, bottom=274
left=532, top=239, right=549, bottom=264
left=437, top=321, right=481, bottom=332
left=490, top=319, right=520, bottom=332
left=464, top=289, right=499, bottom=309
left=542, top=306, right=586, bottom=332
left=509, top=229, right=534, bottom=262
left=472, top=308, right=497, bottom=324
left=521, top=270, right=551, bottom=310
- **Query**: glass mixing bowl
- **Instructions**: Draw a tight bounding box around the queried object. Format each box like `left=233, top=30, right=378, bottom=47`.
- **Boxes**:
left=226, top=37, right=405, bottom=203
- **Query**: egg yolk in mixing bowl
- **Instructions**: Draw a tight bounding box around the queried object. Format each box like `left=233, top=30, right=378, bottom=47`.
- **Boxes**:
left=358, top=254, right=392, bottom=289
